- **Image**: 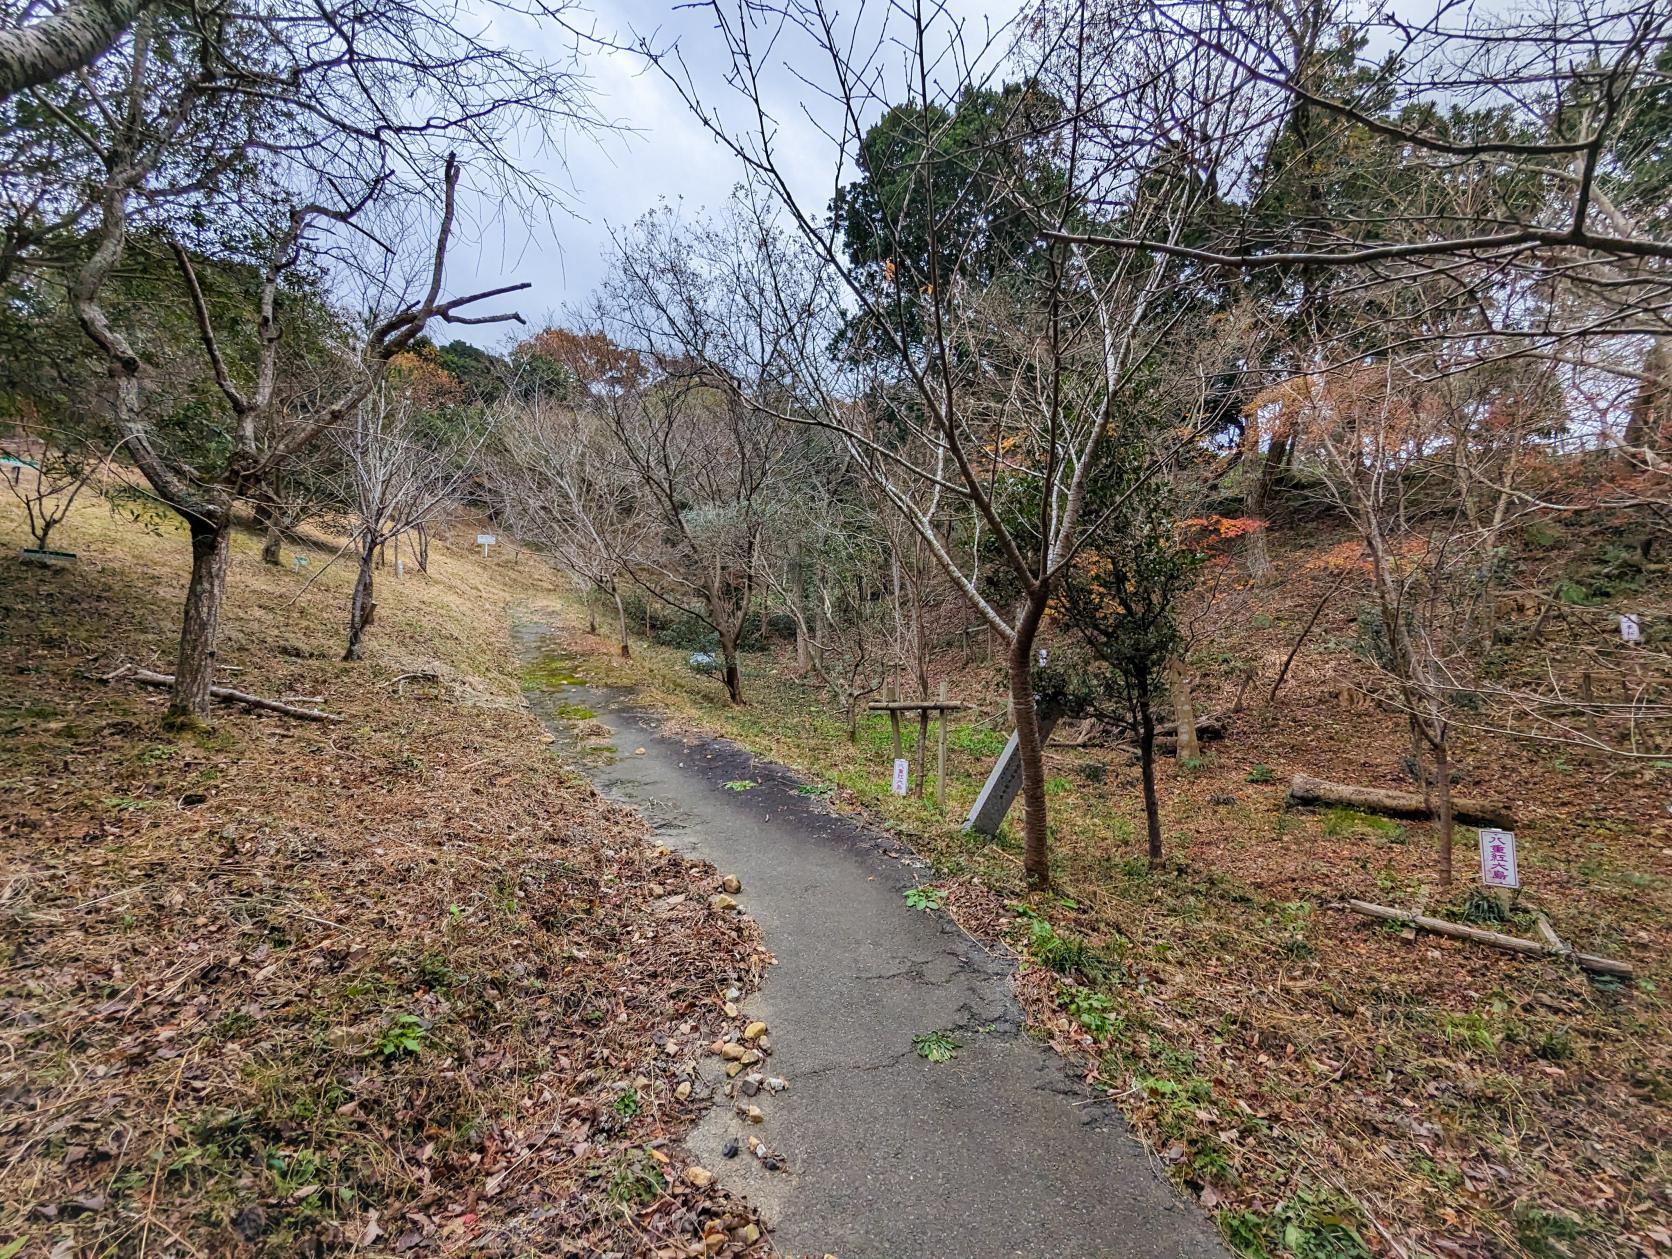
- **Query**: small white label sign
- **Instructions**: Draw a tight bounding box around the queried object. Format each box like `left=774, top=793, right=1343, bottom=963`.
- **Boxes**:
left=476, top=533, right=497, bottom=546
left=1620, top=614, right=1641, bottom=643
left=1479, top=828, right=1519, bottom=889
left=891, top=758, right=910, bottom=796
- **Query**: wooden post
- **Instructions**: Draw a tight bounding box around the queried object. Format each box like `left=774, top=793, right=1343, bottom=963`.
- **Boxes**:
left=936, top=680, right=949, bottom=809
left=1580, top=671, right=1597, bottom=744
left=888, top=682, right=902, bottom=761
left=913, top=710, right=927, bottom=797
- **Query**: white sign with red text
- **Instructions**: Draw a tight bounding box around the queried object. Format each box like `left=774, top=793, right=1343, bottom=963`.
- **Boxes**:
left=891, top=758, right=910, bottom=796
left=1478, top=828, right=1519, bottom=889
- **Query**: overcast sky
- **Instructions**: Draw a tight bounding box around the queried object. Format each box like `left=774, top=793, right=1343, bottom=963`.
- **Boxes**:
left=442, top=0, right=1014, bottom=351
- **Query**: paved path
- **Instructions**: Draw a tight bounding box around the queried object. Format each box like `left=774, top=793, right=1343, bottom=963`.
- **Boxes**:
left=520, top=630, right=1227, bottom=1259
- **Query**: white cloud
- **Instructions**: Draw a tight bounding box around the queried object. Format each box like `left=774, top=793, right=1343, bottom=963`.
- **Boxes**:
left=441, top=0, right=1021, bottom=350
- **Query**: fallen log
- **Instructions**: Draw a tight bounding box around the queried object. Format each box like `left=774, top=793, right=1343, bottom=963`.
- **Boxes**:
left=1286, top=773, right=1514, bottom=829
left=104, top=666, right=343, bottom=723
left=1339, top=899, right=1633, bottom=979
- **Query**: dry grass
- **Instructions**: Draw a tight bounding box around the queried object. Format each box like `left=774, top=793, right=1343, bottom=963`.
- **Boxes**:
left=1, top=497, right=772, bottom=1257
left=544, top=521, right=1671, bottom=1259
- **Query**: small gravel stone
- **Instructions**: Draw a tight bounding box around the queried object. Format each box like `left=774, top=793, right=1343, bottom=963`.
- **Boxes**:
left=721, top=1138, right=740, bottom=1158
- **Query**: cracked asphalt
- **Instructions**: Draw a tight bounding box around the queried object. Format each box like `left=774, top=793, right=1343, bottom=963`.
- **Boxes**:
left=522, top=642, right=1228, bottom=1259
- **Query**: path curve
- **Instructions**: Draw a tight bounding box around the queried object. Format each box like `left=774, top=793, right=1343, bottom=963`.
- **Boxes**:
left=520, top=627, right=1228, bottom=1259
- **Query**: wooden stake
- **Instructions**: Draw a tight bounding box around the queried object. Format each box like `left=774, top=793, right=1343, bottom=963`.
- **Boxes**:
left=915, top=706, right=928, bottom=798
left=887, top=682, right=902, bottom=761
left=936, top=680, right=949, bottom=809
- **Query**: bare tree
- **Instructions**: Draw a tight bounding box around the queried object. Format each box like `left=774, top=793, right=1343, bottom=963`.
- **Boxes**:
left=127, top=159, right=525, bottom=718
left=1, top=422, right=101, bottom=553
left=1260, top=356, right=1573, bottom=883
left=493, top=394, right=654, bottom=658
left=336, top=378, right=478, bottom=661
left=592, top=206, right=814, bottom=705
left=0, top=0, right=601, bottom=719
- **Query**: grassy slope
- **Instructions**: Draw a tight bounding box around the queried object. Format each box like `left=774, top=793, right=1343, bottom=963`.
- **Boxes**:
left=0, top=497, right=771, bottom=1257
left=545, top=520, right=1671, bottom=1259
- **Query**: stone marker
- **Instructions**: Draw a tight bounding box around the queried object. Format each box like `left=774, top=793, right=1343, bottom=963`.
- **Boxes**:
left=962, top=715, right=1059, bottom=837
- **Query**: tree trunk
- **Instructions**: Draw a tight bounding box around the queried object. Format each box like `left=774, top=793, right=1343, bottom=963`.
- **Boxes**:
left=846, top=694, right=859, bottom=742
left=1137, top=689, right=1163, bottom=868
left=344, top=539, right=377, bottom=661
left=1241, top=437, right=1281, bottom=582
left=1433, top=738, right=1454, bottom=885
left=792, top=545, right=811, bottom=674
left=253, top=500, right=282, bottom=565
left=613, top=588, right=631, bottom=657
left=587, top=593, right=598, bottom=637
left=1010, top=600, right=1050, bottom=890
left=415, top=524, right=429, bottom=574
left=1623, top=338, right=1667, bottom=449
left=1168, top=658, right=1200, bottom=762
left=168, top=514, right=232, bottom=722
left=718, top=630, right=744, bottom=704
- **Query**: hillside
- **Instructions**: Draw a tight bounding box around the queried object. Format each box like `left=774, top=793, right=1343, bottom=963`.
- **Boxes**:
left=0, top=498, right=772, bottom=1256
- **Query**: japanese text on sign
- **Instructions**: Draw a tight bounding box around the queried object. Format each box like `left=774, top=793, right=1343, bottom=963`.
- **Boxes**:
left=1478, top=827, right=1519, bottom=889
left=891, top=758, right=909, bottom=796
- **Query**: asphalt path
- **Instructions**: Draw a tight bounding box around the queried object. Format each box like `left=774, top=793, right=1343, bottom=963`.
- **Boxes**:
left=520, top=627, right=1228, bottom=1259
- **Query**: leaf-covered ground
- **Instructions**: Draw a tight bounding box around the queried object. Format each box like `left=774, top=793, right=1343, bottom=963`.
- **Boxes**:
left=552, top=516, right=1671, bottom=1259
left=0, top=499, right=773, bottom=1257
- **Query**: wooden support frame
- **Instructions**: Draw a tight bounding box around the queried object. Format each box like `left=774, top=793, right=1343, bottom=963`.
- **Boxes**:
left=868, top=688, right=968, bottom=808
